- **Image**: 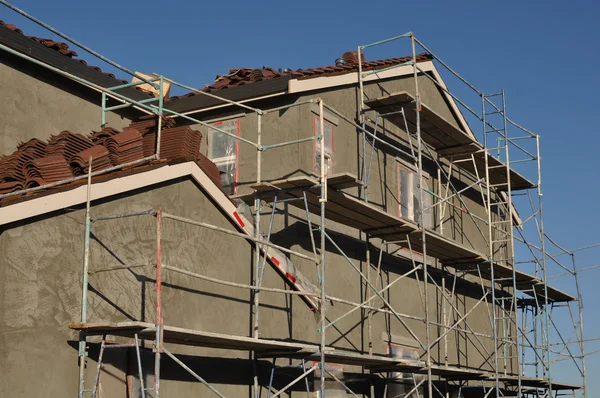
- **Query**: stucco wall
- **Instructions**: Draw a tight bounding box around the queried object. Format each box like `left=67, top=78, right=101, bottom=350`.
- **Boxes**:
left=0, top=55, right=132, bottom=155
left=184, top=72, right=515, bottom=377
left=0, top=64, right=516, bottom=396
left=191, top=74, right=493, bottom=257
left=0, top=173, right=505, bottom=397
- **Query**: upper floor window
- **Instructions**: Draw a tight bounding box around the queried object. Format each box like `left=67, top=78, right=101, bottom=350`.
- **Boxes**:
left=209, top=119, right=240, bottom=195
left=398, top=163, right=433, bottom=228
left=314, top=116, right=334, bottom=175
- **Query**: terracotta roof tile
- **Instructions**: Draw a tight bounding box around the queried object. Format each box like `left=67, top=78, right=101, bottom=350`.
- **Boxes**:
left=70, top=145, right=112, bottom=176
left=0, top=116, right=217, bottom=202
left=159, top=126, right=202, bottom=160
left=169, top=51, right=431, bottom=100
left=104, top=128, right=144, bottom=165
left=0, top=180, right=23, bottom=193
left=127, top=114, right=176, bottom=157
left=46, top=131, right=95, bottom=161
left=24, top=154, right=73, bottom=186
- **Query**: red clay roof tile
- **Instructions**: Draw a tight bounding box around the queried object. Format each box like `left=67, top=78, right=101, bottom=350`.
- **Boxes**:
left=70, top=145, right=112, bottom=176
left=0, top=115, right=214, bottom=201
left=169, top=52, right=431, bottom=100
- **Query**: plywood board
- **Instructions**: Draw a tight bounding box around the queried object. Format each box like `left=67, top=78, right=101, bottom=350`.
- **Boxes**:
left=70, top=322, right=313, bottom=353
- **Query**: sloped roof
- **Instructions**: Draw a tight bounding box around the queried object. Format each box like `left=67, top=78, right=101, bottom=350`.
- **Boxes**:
left=0, top=19, right=153, bottom=102
left=169, top=52, right=432, bottom=100
left=0, top=20, right=128, bottom=82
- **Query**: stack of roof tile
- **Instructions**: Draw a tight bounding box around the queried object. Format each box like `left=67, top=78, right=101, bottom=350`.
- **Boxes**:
left=69, top=145, right=112, bottom=176
left=89, top=127, right=121, bottom=147
left=0, top=180, right=23, bottom=193
left=128, top=115, right=177, bottom=157
left=0, top=153, right=24, bottom=183
left=18, top=138, right=47, bottom=155
left=0, top=118, right=218, bottom=197
left=47, top=131, right=95, bottom=161
left=104, top=127, right=144, bottom=164
left=24, top=154, right=73, bottom=187
left=341, top=51, right=365, bottom=65
left=195, top=153, right=222, bottom=188
left=159, top=126, right=202, bottom=160
left=0, top=138, right=48, bottom=183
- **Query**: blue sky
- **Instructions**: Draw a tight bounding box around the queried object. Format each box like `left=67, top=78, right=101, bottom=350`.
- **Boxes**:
left=3, top=0, right=599, bottom=393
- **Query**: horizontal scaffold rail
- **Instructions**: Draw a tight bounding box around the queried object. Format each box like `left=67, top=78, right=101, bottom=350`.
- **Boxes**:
left=234, top=173, right=574, bottom=303
left=234, top=173, right=483, bottom=264
left=69, top=321, right=580, bottom=390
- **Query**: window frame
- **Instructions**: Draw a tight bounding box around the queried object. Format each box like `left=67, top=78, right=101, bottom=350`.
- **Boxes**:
left=397, top=161, right=432, bottom=228
left=313, top=115, right=335, bottom=175
left=209, top=119, right=240, bottom=194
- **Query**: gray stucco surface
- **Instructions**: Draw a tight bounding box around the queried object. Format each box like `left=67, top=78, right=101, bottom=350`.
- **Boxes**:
left=0, top=61, right=515, bottom=396
left=0, top=58, right=131, bottom=155
left=0, top=172, right=504, bottom=396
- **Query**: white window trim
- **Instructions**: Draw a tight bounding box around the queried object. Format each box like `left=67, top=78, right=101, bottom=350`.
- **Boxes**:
left=397, top=159, right=431, bottom=227
left=314, top=116, right=335, bottom=175
left=209, top=119, right=240, bottom=194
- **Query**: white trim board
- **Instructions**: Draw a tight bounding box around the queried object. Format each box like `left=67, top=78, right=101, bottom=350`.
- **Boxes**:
left=288, top=61, right=475, bottom=140
left=0, top=162, right=194, bottom=226
left=288, top=62, right=434, bottom=94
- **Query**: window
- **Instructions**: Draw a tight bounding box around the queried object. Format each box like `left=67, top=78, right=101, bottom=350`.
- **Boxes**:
left=397, top=163, right=433, bottom=228
left=209, top=119, right=240, bottom=194
left=314, top=116, right=334, bottom=175
left=386, top=344, right=423, bottom=398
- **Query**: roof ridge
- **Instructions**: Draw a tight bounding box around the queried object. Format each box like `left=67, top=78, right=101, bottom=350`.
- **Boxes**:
left=168, top=52, right=431, bottom=100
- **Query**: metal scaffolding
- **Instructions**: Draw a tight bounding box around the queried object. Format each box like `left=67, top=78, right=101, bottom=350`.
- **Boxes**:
left=1, top=2, right=598, bottom=397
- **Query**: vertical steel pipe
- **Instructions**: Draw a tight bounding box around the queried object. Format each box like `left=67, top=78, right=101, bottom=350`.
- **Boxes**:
left=154, top=210, right=163, bottom=397
left=134, top=334, right=146, bottom=398
left=572, top=254, right=587, bottom=398
left=252, top=111, right=262, bottom=398
left=318, top=98, right=326, bottom=398
left=78, top=157, right=93, bottom=398
left=91, top=337, right=106, bottom=398
left=101, top=92, right=107, bottom=128
left=501, top=90, right=522, bottom=394
left=535, top=134, right=552, bottom=393
left=411, top=33, right=433, bottom=398
left=155, top=76, right=164, bottom=158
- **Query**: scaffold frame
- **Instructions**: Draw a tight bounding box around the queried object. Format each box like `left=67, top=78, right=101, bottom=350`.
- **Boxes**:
left=0, top=2, right=598, bottom=397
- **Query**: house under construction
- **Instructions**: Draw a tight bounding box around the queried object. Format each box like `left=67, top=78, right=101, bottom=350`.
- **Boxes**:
left=0, top=3, right=595, bottom=398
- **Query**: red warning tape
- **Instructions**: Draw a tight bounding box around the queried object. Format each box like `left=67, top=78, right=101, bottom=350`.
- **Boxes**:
left=233, top=211, right=245, bottom=228
left=285, top=272, right=296, bottom=283
left=271, top=257, right=280, bottom=266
